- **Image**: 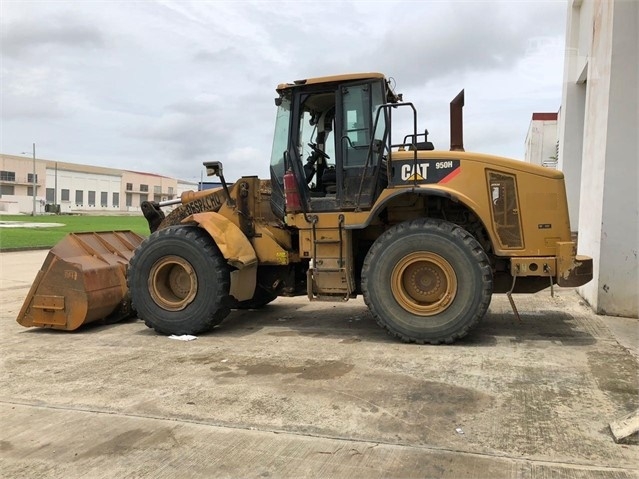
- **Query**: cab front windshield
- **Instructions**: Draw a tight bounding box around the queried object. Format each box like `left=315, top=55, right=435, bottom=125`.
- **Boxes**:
left=270, top=97, right=291, bottom=180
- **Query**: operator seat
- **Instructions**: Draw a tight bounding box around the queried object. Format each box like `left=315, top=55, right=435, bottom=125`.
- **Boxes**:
left=321, top=167, right=337, bottom=194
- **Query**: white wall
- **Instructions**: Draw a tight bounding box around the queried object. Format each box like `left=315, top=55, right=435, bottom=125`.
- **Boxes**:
left=558, top=0, right=593, bottom=232
left=0, top=199, right=20, bottom=214
left=177, top=180, right=198, bottom=197
left=581, top=0, right=638, bottom=317
left=525, top=118, right=558, bottom=167
left=560, top=0, right=638, bottom=318
left=50, top=168, right=121, bottom=213
left=0, top=196, right=45, bottom=214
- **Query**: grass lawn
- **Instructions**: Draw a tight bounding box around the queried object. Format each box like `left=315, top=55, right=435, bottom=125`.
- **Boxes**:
left=0, top=215, right=149, bottom=250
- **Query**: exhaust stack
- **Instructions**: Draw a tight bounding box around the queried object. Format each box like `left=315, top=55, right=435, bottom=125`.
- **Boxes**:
left=450, top=89, right=465, bottom=152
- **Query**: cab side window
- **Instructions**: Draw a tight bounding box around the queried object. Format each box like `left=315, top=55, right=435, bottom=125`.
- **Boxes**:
left=341, top=85, right=371, bottom=167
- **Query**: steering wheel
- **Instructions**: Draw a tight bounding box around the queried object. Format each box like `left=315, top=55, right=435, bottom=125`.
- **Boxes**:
left=308, top=143, right=330, bottom=160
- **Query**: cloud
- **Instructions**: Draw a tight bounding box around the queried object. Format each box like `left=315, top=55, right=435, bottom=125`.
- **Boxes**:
left=0, top=1, right=568, bottom=181
left=125, top=95, right=247, bottom=177
left=362, top=2, right=566, bottom=89
left=0, top=7, right=110, bottom=121
left=1, top=13, right=105, bottom=58
left=193, top=47, right=241, bottom=64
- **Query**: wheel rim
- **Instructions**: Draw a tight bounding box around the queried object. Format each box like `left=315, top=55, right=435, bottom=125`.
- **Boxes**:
left=390, top=252, right=457, bottom=316
left=148, top=255, right=198, bottom=311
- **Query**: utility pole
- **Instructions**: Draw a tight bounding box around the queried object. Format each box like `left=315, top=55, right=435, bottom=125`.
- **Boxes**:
left=21, top=143, right=38, bottom=216
left=54, top=161, right=58, bottom=212
left=32, top=143, right=36, bottom=216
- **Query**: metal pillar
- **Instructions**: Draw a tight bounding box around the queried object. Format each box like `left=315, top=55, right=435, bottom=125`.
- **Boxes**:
left=32, top=143, right=36, bottom=216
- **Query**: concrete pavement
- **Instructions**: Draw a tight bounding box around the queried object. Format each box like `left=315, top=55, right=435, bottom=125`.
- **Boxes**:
left=1, top=250, right=637, bottom=478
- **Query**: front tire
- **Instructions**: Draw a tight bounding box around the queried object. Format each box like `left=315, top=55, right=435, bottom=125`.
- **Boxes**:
left=361, top=218, right=492, bottom=344
left=128, top=226, right=231, bottom=335
left=233, top=286, right=277, bottom=310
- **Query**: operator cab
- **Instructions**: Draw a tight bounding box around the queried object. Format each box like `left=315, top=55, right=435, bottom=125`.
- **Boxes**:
left=269, top=73, right=397, bottom=217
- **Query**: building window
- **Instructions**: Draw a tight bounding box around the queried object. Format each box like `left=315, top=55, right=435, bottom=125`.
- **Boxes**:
left=139, top=194, right=148, bottom=204
left=154, top=194, right=162, bottom=202
left=113, top=192, right=119, bottom=207
left=140, top=184, right=149, bottom=192
left=46, top=188, right=55, bottom=202
left=0, top=185, right=15, bottom=195
left=126, top=193, right=132, bottom=207
left=168, top=186, right=174, bottom=195
left=27, top=186, right=36, bottom=196
left=126, top=183, right=133, bottom=191
left=0, top=171, right=16, bottom=182
left=88, top=191, right=96, bottom=206
left=61, top=189, right=70, bottom=201
left=154, top=185, right=161, bottom=194
left=101, top=192, right=108, bottom=207
left=75, top=190, right=83, bottom=205
left=27, top=173, right=38, bottom=183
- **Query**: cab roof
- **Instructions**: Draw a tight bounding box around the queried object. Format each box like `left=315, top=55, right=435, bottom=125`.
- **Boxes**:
left=276, top=72, right=385, bottom=92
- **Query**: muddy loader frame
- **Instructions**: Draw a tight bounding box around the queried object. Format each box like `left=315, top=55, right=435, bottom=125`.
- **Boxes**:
left=17, top=72, right=593, bottom=344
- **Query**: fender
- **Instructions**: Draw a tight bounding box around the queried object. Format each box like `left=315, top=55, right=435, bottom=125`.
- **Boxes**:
left=346, top=187, right=458, bottom=230
left=182, top=212, right=257, bottom=301
left=346, top=186, right=496, bottom=251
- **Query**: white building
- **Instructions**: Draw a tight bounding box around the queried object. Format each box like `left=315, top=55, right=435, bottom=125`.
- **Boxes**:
left=47, top=163, right=122, bottom=214
left=177, top=179, right=199, bottom=197
left=524, top=112, right=559, bottom=168
left=557, top=0, right=638, bottom=317
left=0, top=154, right=183, bottom=215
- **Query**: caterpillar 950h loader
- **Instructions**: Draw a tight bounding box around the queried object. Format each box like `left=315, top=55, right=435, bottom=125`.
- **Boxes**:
left=17, top=73, right=593, bottom=344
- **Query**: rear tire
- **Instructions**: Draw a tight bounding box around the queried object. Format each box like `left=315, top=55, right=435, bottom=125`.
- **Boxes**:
left=361, top=218, right=492, bottom=344
left=128, top=226, right=230, bottom=335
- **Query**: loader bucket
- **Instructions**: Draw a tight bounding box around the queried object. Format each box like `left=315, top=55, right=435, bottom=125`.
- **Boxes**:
left=16, top=231, right=145, bottom=331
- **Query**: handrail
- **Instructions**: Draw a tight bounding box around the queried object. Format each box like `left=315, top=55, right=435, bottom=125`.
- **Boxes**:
left=354, top=101, right=419, bottom=207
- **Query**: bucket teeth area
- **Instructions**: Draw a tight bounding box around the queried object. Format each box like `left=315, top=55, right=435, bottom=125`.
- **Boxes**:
left=16, top=231, right=145, bottom=331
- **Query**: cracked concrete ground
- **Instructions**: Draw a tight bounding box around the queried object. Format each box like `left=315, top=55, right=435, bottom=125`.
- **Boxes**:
left=1, top=250, right=637, bottom=478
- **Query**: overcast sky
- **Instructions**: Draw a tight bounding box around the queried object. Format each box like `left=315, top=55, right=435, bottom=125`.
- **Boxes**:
left=1, top=1, right=567, bottom=182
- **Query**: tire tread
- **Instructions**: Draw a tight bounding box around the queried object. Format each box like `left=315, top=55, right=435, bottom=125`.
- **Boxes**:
left=128, top=226, right=230, bottom=335
left=361, top=218, right=492, bottom=344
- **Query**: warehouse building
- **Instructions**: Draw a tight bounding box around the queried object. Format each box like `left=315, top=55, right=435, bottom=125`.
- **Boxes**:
left=0, top=154, right=196, bottom=215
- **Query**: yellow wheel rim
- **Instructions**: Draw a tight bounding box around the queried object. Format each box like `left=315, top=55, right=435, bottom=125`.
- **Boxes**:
left=390, top=252, right=457, bottom=316
left=148, top=255, right=197, bottom=311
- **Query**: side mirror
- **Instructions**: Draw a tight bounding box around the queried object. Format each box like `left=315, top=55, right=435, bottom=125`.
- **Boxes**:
left=204, top=161, right=223, bottom=177
left=202, top=161, right=234, bottom=206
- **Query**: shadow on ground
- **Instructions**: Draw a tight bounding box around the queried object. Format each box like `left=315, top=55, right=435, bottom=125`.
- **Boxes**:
left=18, top=297, right=597, bottom=347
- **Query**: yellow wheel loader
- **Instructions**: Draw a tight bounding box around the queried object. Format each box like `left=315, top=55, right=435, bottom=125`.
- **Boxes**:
left=17, top=73, right=593, bottom=344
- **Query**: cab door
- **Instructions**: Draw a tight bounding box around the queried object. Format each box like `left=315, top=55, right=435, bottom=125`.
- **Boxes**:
left=336, top=80, right=388, bottom=210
